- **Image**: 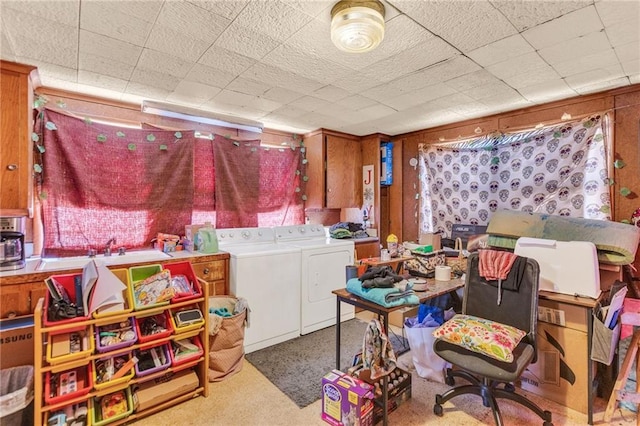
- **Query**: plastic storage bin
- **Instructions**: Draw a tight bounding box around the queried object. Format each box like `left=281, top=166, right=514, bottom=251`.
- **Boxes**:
left=90, top=387, right=133, bottom=426
left=44, top=273, right=91, bottom=327
left=92, top=353, right=135, bottom=391
left=46, top=325, right=94, bottom=366
left=95, top=317, right=137, bottom=353
left=0, top=366, right=34, bottom=426
left=163, top=261, right=203, bottom=303
left=135, top=311, right=174, bottom=344
left=170, top=335, right=204, bottom=370
left=92, top=268, right=134, bottom=319
left=44, top=363, right=92, bottom=405
left=134, top=343, right=171, bottom=378
left=128, top=264, right=171, bottom=310
left=169, top=305, right=205, bottom=335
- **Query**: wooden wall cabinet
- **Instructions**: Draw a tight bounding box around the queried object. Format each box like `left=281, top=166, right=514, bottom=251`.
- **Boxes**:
left=304, top=130, right=362, bottom=209
left=0, top=60, right=37, bottom=217
left=191, top=257, right=229, bottom=296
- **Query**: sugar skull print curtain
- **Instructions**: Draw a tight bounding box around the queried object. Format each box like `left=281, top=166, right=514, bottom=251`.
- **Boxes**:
left=418, top=114, right=611, bottom=237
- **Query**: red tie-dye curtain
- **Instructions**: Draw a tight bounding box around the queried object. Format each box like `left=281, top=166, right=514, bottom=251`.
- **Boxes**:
left=40, top=109, right=195, bottom=257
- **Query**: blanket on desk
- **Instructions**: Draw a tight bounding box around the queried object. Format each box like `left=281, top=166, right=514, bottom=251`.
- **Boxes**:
left=346, top=278, right=419, bottom=308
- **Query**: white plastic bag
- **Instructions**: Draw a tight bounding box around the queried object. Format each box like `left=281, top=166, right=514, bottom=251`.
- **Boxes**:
left=404, top=310, right=454, bottom=383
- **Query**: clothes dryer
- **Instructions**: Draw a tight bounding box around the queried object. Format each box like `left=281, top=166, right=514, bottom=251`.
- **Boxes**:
left=275, top=224, right=355, bottom=335
left=217, top=227, right=301, bottom=353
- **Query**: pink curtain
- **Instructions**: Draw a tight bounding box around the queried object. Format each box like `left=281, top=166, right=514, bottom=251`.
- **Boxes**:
left=41, top=109, right=195, bottom=257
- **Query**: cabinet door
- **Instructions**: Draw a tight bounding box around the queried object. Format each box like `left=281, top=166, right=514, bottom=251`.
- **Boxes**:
left=0, top=61, right=35, bottom=215
left=326, top=135, right=362, bottom=208
left=191, top=259, right=228, bottom=295
left=0, top=284, right=31, bottom=318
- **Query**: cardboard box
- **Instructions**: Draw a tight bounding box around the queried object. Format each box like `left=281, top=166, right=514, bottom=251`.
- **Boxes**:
left=132, top=369, right=199, bottom=412
left=388, top=306, right=418, bottom=329
left=321, top=370, right=375, bottom=426
left=0, top=317, right=34, bottom=369
left=519, top=317, right=589, bottom=414
left=418, top=233, right=441, bottom=250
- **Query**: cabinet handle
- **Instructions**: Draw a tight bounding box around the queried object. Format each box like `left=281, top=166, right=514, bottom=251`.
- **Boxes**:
left=7, top=164, right=18, bottom=171
left=203, top=268, right=210, bottom=275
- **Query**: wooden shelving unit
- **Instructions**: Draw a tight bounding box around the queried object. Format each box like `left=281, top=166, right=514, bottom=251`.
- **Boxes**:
left=32, top=279, right=210, bottom=426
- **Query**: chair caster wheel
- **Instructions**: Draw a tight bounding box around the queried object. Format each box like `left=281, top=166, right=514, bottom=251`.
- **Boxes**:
left=434, top=404, right=443, bottom=417
left=504, top=383, right=515, bottom=392
left=445, top=376, right=455, bottom=386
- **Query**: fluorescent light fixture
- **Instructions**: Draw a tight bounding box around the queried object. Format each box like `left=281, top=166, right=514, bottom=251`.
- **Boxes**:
left=141, top=100, right=264, bottom=133
left=331, top=0, right=385, bottom=53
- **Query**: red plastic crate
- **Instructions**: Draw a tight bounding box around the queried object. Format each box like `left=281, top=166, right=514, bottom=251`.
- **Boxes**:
left=44, top=273, right=91, bottom=327
left=134, top=311, right=174, bottom=344
left=45, top=363, right=93, bottom=405
left=169, top=335, right=204, bottom=368
left=163, top=261, right=203, bottom=303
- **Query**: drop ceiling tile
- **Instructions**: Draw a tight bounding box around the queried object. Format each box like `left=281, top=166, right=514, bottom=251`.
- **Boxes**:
left=125, top=80, right=171, bottom=100
left=480, top=92, right=531, bottom=112
left=0, top=31, right=15, bottom=58
left=486, top=52, right=559, bottom=86
left=362, top=38, right=459, bottom=83
left=281, top=0, right=333, bottom=18
left=262, top=87, right=305, bottom=104
left=79, top=52, right=134, bottom=80
left=538, top=31, right=612, bottom=65
left=243, top=62, right=325, bottom=94
left=233, top=0, right=313, bottom=42
left=185, top=64, right=235, bottom=88
left=1, top=0, right=79, bottom=26
left=186, top=0, right=250, bottom=20
left=130, top=67, right=180, bottom=92
left=448, top=100, right=490, bottom=117
left=630, top=72, right=640, bottom=84
left=616, top=41, right=640, bottom=63
left=287, top=95, right=333, bottom=112
left=269, top=104, right=308, bottom=118
left=26, top=61, right=77, bottom=83
left=199, top=45, right=256, bottom=75
left=572, top=76, right=630, bottom=94
left=517, top=79, right=577, bottom=103
left=605, top=19, right=640, bottom=47
left=215, top=23, right=280, bottom=60
left=261, top=44, right=352, bottom=84
left=78, top=70, right=128, bottom=92
left=383, top=84, right=457, bottom=111
left=522, top=6, right=602, bottom=50
left=213, top=89, right=255, bottom=107
left=595, top=0, right=640, bottom=27
left=463, top=81, right=519, bottom=101
left=80, top=2, right=156, bottom=46
left=145, top=25, right=210, bottom=62
left=467, top=35, right=535, bottom=67
left=551, top=48, right=620, bottom=77
left=564, top=63, right=626, bottom=88
left=226, top=77, right=271, bottom=97
left=137, top=49, right=193, bottom=78
left=156, top=1, right=230, bottom=42
left=492, top=0, right=591, bottom=32
left=397, top=0, right=517, bottom=52
left=79, top=31, right=142, bottom=65
left=200, top=100, right=268, bottom=120
left=312, top=85, right=351, bottom=102
left=313, top=102, right=356, bottom=119
left=336, top=95, right=379, bottom=111
left=332, top=72, right=387, bottom=96
left=356, top=103, right=397, bottom=121
left=446, top=69, right=502, bottom=92
left=36, top=77, right=80, bottom=92
left=167, top=80, right=222, bottom=104
left=2, top=8, right=78, bottom=67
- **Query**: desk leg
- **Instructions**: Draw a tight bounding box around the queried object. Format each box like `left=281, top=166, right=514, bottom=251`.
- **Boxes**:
left=382, top=311, right=389, bottom=426
left=336, top=297, right=341, bottom=370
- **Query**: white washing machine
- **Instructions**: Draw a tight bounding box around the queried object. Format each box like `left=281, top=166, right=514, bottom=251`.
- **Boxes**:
left=217, top=227, right=301, bottom=353
left=274, top=224, right=355, bottom=335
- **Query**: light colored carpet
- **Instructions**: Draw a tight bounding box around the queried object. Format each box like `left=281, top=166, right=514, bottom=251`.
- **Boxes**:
left=133, top=349, right=637, bottom=426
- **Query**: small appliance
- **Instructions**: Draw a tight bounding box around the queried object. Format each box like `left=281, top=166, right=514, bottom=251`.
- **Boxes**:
left=0, top=216, right=26, bottom=271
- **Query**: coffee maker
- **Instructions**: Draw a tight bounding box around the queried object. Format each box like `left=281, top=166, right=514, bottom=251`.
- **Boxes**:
left=0, top=216, right=26, bottom=271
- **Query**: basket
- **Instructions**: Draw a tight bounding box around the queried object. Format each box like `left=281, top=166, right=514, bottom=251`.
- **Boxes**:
left=92, top=268, right=134, bottom=319
left=445, top=237, right=468, bottom=276
left=44, top=364, right=92, bottom=405
left=404, top=250, right=445, bottom=278
left=95, top=317, right=138, bottom=353
left=90, top=387, right=133, bottom=426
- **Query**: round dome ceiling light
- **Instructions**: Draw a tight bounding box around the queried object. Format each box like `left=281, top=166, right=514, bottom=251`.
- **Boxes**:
left=331, top=0, right=385, bottom=53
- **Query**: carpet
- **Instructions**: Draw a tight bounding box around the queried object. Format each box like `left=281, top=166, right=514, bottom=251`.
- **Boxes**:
left=245, top=319, right=408, bottom=408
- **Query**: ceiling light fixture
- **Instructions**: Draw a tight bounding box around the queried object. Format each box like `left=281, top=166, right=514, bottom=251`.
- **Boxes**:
left=141, top=100, right=264, bottom=133
left=331, top=0, right=385, bottom=53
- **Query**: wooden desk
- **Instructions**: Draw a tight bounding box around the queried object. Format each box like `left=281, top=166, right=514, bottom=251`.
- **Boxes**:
left=332, top=277, right=464, bottom=426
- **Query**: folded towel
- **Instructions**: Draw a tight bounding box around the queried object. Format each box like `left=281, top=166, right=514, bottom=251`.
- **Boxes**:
left=346, top=278, right=419, bottom=308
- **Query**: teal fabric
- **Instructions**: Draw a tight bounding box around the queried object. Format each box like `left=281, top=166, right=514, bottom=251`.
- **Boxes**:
left=346, top=278, right=419, bottom=307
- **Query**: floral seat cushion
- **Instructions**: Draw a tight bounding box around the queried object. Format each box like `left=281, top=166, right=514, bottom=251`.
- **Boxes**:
left=433, top=314, right=526, bottom=362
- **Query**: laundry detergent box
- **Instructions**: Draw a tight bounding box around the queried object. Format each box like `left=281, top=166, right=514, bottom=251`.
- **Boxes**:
left=321, top=369, right=375, bottom=426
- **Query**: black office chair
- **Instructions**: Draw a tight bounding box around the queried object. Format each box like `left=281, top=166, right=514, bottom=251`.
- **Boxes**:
left=433, top=251, right=553, bottom=426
